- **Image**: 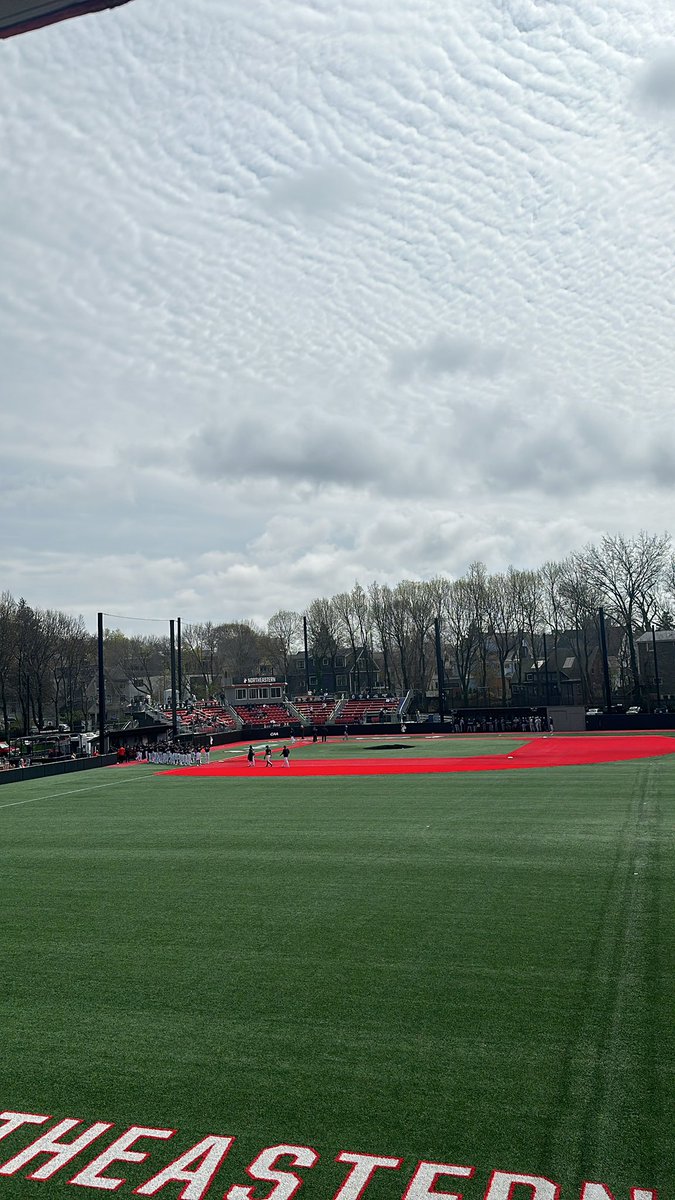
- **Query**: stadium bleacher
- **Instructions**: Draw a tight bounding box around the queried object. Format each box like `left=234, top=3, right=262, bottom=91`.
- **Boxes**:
left=293, top=700, right=336, bottom=725
left=234, top=703, right=291, bottom=727
left=336, top=698, right=401, bottom=723
left=175, top=704, right=238, bottom=733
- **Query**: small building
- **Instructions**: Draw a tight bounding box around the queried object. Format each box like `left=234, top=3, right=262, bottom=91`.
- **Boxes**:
left=287, top=649, right=381, bottom=698
left=511, top=653, right=584, bottom=707
left=222, top=676, right=287, bottom=705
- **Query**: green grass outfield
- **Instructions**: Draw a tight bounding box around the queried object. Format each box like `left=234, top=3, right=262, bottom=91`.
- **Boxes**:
left=0, top=745, right=673, bottom=1200
left=218, top=734, right=529, bottom=760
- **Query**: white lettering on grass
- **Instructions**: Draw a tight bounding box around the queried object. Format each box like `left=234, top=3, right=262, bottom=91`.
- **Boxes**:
left=135, top=1135, right=235, bottom=1199
left=226, top=1144, right=319, bottom=1200
left=332, top=1151, right=403, bottom=1200
left=484, top=1172, right=559, bottom=1200
left=0, top=1118, right=112, bottom=1180
left=403, top=1161, right=475, bottom=1200
left=0, top=1113, right=50, bottom=1145
left=580, top=1185, right=658, bottom=1200
left=69, top=1126, right=175, bottom=1191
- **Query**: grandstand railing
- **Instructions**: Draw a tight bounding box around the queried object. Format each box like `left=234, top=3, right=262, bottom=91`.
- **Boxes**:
left=285, top=698, right=309, bottom=725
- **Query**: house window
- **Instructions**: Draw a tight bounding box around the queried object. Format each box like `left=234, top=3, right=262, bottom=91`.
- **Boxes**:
left=336, top=655, right=346, bottom=668
left=309, top=676, right=317, bottom=687
left=336, top=675, right=347, bottom=688
left=322, top=657, right=330, bottom=666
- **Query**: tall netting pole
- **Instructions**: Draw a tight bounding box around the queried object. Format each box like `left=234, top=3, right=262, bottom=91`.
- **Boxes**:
left=303, top=616, right=310, bottom=693
left=177, top=617, right=183, bottom=708
left=542, top=629, right=551, bottom=706
left=434, top=617, right=445, bottom=726
left=651, top=625, right=661, bottom=708
left=598, top=607, right=612, bottom=712
left=169, top=620, right=178, bottom=739
left=97, top=612, right=107, bottom=754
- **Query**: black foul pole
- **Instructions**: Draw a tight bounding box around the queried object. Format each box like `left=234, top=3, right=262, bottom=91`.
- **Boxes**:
left=97, top=612, right=106, bottom=754
left=434, top=617, right=446, bottom=726
left=169, top=619, right=178, bottom=739
left=651, top=626, right=662, bottom=708
left=303, top=616, right=310, bottom=692
left=176, top=617, right=183, bottom=708
left=598, top=607, right=612, bottom=712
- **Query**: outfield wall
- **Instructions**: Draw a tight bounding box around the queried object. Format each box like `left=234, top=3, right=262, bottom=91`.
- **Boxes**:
left=585, top=712, right=675, bottom=731
left=0, top=752, right=118, bottom=786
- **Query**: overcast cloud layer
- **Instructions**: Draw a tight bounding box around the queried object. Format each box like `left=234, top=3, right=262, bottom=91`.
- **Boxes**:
left=1, top=0, right=674, bottom=627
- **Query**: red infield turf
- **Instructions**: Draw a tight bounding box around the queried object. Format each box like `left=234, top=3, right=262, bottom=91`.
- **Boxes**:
left=161, top=735, right=675, bottom=777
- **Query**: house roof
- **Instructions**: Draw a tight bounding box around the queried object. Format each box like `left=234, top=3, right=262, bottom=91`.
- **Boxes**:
left=636, top=630, right=675, bottom=643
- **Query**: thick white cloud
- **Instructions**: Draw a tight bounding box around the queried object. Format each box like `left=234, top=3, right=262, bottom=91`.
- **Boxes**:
left=0, top=0, right=674, bottom=625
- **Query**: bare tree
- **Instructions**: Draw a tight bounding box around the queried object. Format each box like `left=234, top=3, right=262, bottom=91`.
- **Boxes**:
left=306, top=597, right=341, bottom=690
left=220, top=622, right=269, bottom=682
left=557, top=555, right=603, bottom=704
left=387, top=583, right=416, bottom=693
left=10, top=600, right=56, bottom=732
left=350, top=583, right=375, bottom=690
left=182, top=622, right=221, bottom=695
left=333, top=590, right=364, bottom=690
left=465, top=561, right=490, bottom=697
left=539, top=559, right=566, bottom=697
left=398, top=580, right=437, bottom=692
left=50, top=612, right=94, bottom=726
left=267, top=610, right=301, bottom=680
left=0, top=592, right=17, bottom=736
left=486, top=571, right=519, bottom=705
left=582, top=532, right=671, bottom=701
left=368, top=582, right=394, bottom=693
left=443, top=576, right=480, bottom=705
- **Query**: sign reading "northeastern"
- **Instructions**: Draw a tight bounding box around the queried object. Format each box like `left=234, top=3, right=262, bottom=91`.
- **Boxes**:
left=243, top=677, right=278, bottom=684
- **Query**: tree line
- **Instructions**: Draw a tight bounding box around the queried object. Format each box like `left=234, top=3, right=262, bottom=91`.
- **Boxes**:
left=280, top=533, right=673, bottom=705
left=1, top=532, right=673, bottom=735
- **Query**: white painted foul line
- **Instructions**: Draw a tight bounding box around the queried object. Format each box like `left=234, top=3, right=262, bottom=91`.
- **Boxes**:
left=0, top=773, right=152, bottom=811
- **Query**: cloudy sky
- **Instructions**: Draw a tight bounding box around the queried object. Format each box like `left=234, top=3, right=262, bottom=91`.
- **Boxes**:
left=1, top=0, right=674, bottom=628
